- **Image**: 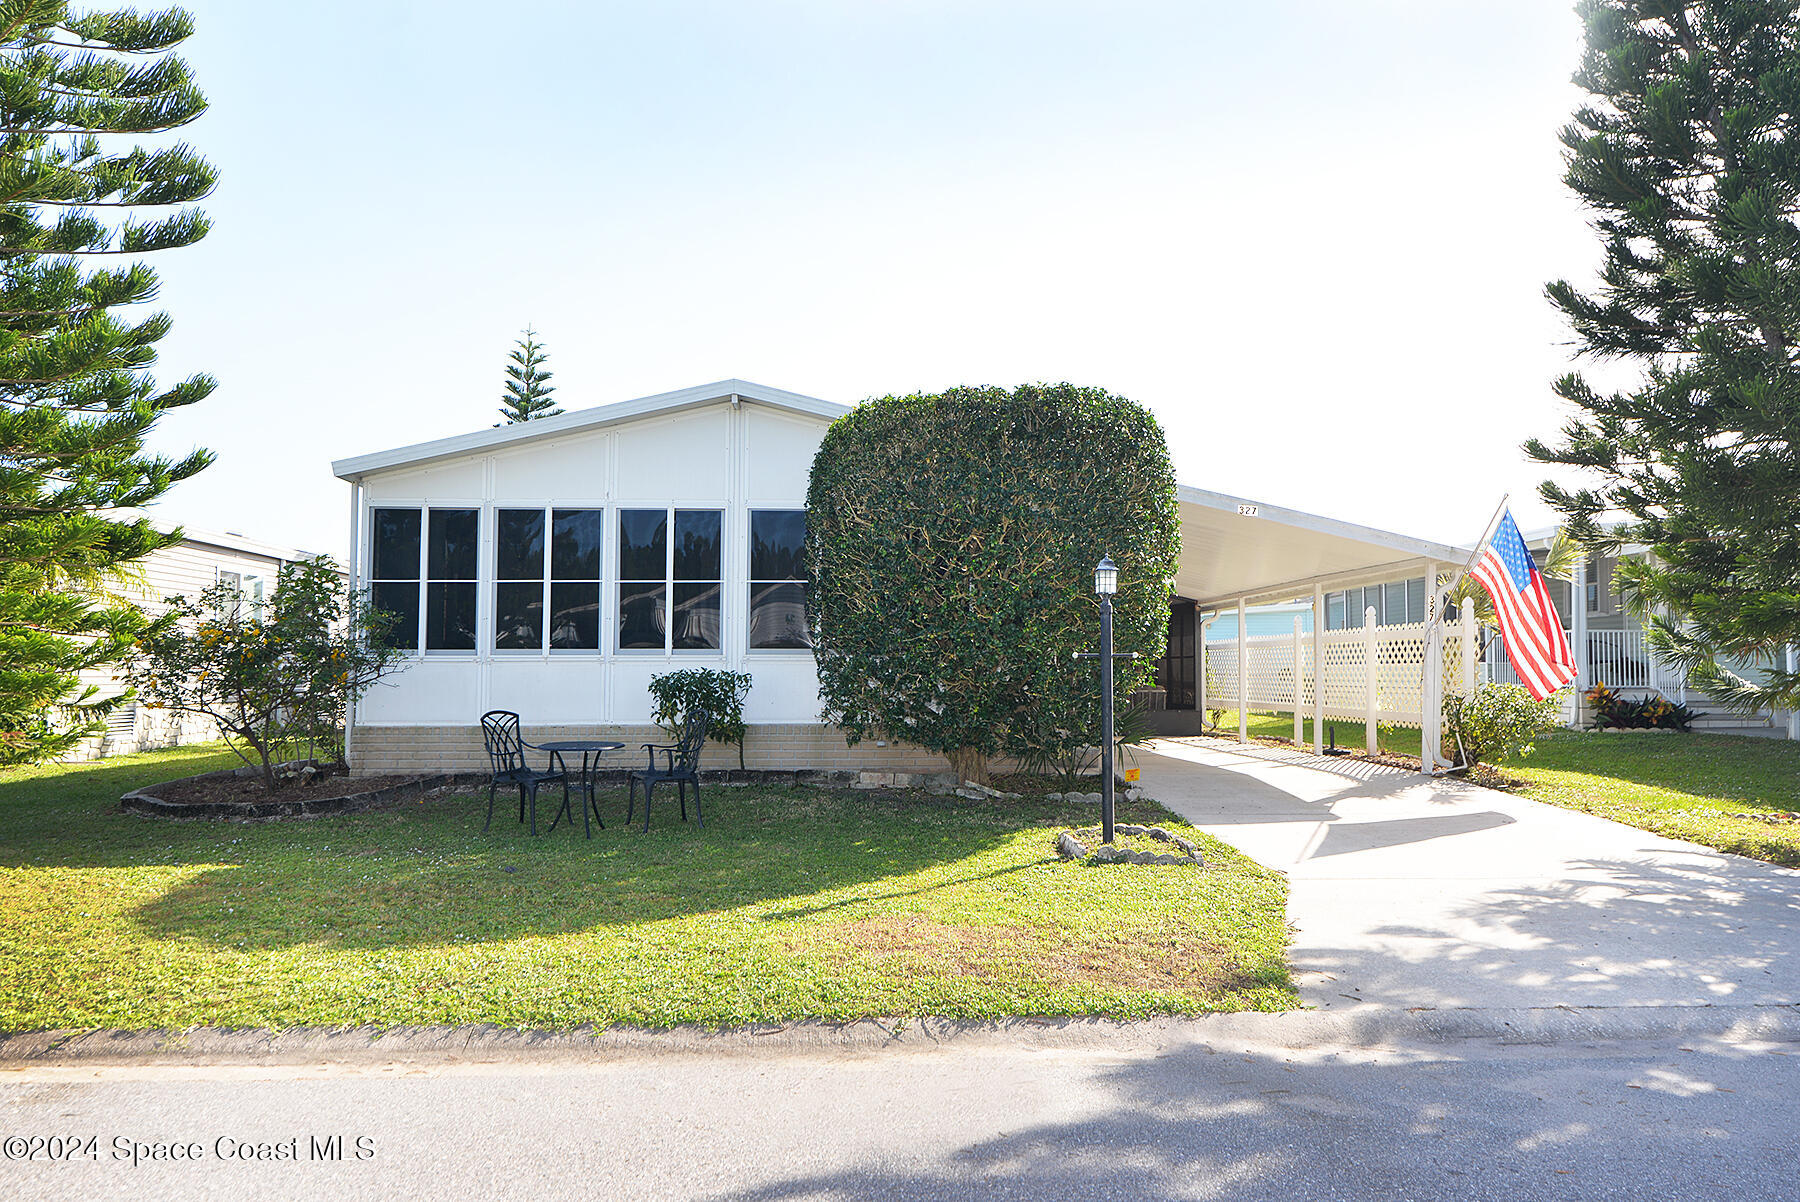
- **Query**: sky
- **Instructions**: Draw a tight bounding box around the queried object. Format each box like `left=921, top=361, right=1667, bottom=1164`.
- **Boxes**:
left=140, top=0, right=1601, bottom=559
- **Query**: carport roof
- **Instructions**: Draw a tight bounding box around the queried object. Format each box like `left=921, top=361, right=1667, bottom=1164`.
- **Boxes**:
left=1173, top=486, right=1472, bottom=610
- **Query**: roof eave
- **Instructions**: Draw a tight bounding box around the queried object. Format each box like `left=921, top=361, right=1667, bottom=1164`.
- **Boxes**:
left=331, top=379, right=849, bottom=482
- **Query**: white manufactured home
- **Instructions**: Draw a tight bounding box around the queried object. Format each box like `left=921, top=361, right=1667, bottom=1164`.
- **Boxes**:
left=333, top=380, right=1501, bottom=776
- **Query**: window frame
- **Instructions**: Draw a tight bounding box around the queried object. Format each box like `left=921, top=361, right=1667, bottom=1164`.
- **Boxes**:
left=615, top=506, right=725, bottom=655
left=747, top=508, right=812, bottom=653
left=365, top=502, right=483, bottom=658
left=491, top=503, right=606, bottom=656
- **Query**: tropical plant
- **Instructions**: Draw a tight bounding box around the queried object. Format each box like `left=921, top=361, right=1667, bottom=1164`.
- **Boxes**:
left=1014, top=697, right=1157, bottom=792
left=1442, top=682, right=1564, bottom=766
left=496, top=326, right=561, bottom=424
left=128, top=558, right=407, bottom=789
left=807, top=383, right=1181, bottom=785
left=647, top=668, right=752, bottom=768
left=0, top=3, right=217, bottom=764
left=1584, top=682, right=1698, bottom=731
left=1527, top=0, right=1800, bottom=717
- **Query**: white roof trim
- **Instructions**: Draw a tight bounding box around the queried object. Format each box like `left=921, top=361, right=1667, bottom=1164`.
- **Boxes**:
left=1174, top=485, right=1473, bottom=608
left=331, top=379, right=849, bottom=481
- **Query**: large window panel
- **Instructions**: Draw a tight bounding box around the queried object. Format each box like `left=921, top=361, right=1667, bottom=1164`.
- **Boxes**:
left=749, top=510, right=811, bottom=650
left=370, top=507, right=421, bottom=650
left=494, top=508, right=545, bottom=651
left=618, top=510, right=668, bottom=650
left=550, top=508, right=601, bottom=650
left=426, top=508, right=478, bottom=651
left=673, top=510, right=721, bottom=651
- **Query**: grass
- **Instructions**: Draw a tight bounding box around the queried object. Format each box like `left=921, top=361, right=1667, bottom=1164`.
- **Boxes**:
left=1500, top=729, right=1800, bottom=868
left=1196, top=710, right=1420, bottom=758
left=0, top=745, right=1295, bottom=1032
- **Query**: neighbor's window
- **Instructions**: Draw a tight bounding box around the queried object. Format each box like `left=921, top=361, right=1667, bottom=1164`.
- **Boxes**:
left=749, top=510, right=810, bottom=650
left=370, top=508, right=422, bottom=651
left=1585, top=557, right=1600, bottom=613
left=619, top=509, right=723, bottom=652
left=493, top=507, right=603, bottom=652
left=425, top=508, right=479, bottom=651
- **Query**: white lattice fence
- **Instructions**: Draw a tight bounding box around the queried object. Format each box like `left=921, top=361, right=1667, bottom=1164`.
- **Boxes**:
left=1205, top=617, right=1478, bottom=731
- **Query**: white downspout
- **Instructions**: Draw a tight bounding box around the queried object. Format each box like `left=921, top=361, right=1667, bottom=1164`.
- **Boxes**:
left=343, top=480, right=362, bottom=771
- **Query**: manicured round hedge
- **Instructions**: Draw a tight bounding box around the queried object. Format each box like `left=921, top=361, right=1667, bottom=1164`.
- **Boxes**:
left=805, top=383, right=1180, bottom=777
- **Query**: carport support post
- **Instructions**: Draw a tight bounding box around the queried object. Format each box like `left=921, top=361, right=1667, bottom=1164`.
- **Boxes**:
left=1312, top=584, right=1325, bottom=754
left=1460, top=607, right=1478, bottom=701
left=1198, top=615, right=1211, bottom=727
left=1236, top=598, right=1248, bottom=743
left=1292, top=616, right=1304, bottom=744
left=1364, top=606, right=1379, bottom=754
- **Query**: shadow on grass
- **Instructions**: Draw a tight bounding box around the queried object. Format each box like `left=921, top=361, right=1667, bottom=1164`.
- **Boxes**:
left=118, top=785, right=1182, bottom=952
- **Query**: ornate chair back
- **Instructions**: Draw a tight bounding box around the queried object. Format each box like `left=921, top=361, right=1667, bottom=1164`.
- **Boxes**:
left=480, top=710, right=526, bottom=777
left=673, top=709, right=710, bottom=773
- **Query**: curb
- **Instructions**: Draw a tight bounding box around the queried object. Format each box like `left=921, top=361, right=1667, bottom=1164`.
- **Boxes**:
left=5, top=1004, right=1798, bottom=1066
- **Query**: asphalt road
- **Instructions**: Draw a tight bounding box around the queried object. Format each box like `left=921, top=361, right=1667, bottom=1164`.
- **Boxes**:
left=3, top=1027, right=1794, bottom=1201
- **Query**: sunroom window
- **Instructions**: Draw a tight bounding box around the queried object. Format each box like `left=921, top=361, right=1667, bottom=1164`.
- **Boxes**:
left=749, top=510, right=810, bottom=650
left=495, top=508, right=602, bottom=652
left=619, top=509, right=722, bottom=652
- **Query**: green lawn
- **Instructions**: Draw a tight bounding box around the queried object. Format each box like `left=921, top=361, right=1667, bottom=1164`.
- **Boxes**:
left=0, top=745, right=1295, bottom=1032
left=1501, top=729, right=1800, bottom=868
left=1200, top=710, right=1420, bottom=758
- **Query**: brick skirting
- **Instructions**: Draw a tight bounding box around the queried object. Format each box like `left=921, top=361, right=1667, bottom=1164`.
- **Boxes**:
left=348, top=723, right=962, bottom=776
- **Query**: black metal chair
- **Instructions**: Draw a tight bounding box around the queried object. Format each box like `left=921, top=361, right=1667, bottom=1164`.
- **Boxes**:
left=627, top=710, right=709, bottom=833
left=480, top=710, right=570, bottom=836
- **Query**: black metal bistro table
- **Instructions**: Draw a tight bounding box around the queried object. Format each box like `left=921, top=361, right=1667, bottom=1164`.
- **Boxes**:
left=534, top=740, right=625, bottom=838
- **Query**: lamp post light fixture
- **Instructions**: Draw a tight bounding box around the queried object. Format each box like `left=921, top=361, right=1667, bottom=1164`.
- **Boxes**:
left=1075, top=556, right=1135, bottom=844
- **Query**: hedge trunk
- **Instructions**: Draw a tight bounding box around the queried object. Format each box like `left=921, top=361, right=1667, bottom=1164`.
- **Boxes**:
left=946, top=746, right=990, bottom=787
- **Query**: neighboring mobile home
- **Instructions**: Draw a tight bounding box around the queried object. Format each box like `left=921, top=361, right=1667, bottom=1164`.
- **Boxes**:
left=72, top=524, right=341, bottom=759
left=333, top=380, right=1490, bottom=775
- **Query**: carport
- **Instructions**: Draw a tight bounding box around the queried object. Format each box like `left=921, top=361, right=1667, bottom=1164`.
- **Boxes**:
left=1161, top=486, right=1472, bottom=770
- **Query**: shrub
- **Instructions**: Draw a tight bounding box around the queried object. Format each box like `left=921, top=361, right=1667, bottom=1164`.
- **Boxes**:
left=1584, top=682, right=1697, bottom=731
left=1442, top=683, right=1563, bottom=766
left=129, top=558, right=407, bottom=789
left=807, top=383, right=1180, bottom=784
left=647, top=668, right=752, bottom=768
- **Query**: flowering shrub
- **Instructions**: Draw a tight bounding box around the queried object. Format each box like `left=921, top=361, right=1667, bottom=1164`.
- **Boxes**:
left=1584, top=682, right=1696, bottom=731
left=129, top=558, right=407, bottom=789
left=1442, top=683, right=1564, bottom=765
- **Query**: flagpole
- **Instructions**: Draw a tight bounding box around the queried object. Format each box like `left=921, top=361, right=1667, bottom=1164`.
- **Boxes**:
left=1442, top=493, right=1511, bottom=606
left=1423, top=493, right=1509, bottom=776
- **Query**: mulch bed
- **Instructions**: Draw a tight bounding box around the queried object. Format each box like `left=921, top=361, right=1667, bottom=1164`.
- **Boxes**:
left=150, top=771, right=420, bottom=806
left=121, top=763, right=454, bottom=821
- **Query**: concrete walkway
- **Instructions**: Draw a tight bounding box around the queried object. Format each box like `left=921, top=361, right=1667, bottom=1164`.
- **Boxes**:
left=1139, top=738, right=1800, bottom=1014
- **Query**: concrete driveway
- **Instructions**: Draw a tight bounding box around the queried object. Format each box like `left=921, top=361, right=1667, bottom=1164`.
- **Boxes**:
left=1138, top=738, right=1800, bottom=1015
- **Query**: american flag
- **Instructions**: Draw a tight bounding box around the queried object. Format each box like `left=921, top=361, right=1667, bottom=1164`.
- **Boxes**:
left=1469, top=511, right=1577, bottom=701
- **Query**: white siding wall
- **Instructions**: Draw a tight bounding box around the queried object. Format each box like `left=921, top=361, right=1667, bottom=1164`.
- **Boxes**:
left=355, top=399, right=826, bottom=732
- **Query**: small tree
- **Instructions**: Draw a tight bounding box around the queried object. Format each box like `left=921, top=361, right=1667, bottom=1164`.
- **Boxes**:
left=496, top=326, right=561, bottom=424
left=807, top=383, right=1181, bottom=784
left=647, top=668, right=752, bottom=768
left=129, top=558, right=407, bottom=789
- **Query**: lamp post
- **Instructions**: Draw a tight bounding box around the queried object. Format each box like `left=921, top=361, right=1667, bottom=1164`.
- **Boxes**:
left=1075, top=556, right=1135, bottom=844
left=1094, top=556, right=1118, bottom=844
